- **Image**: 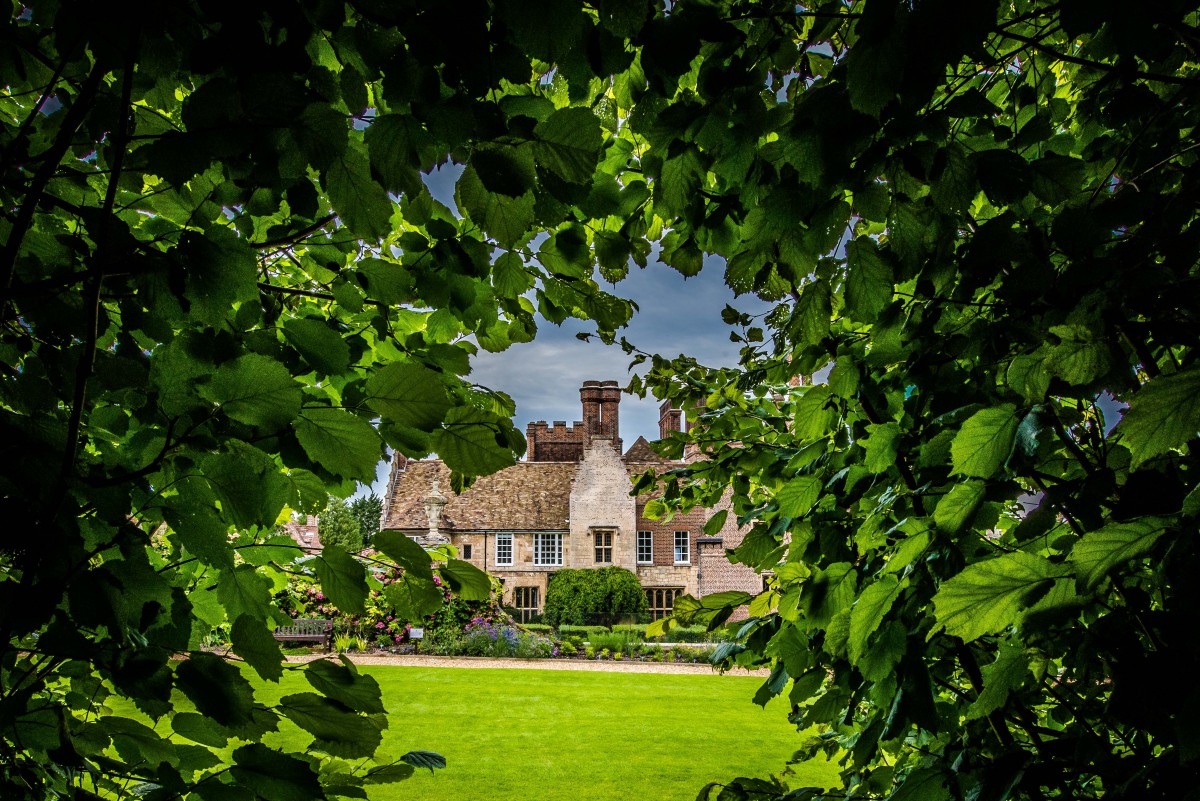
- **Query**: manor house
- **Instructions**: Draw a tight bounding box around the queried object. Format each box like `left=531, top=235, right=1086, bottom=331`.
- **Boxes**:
left=379, top=380, right=760, bottom=620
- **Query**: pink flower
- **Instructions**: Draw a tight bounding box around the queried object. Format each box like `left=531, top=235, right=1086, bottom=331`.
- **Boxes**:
left=375, top=622, right=385, bottom=629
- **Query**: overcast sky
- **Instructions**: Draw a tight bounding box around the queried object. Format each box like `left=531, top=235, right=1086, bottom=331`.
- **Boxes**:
left=361, top=166, right=771, bottom=495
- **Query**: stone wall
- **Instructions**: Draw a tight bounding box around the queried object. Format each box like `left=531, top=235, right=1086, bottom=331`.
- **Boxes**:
left=568, top=439, right=637, bottom=570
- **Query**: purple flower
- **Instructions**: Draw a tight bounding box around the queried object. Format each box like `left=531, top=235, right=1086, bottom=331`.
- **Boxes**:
left=375, top=622, right=385, bottom=629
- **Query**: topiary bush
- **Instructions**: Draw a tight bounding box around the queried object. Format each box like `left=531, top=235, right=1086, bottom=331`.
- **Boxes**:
left=542, top=566, right=648, bottom=627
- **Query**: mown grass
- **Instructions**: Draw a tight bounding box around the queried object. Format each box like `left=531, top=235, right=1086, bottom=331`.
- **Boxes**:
left=263, top=666, right=841, bottom=801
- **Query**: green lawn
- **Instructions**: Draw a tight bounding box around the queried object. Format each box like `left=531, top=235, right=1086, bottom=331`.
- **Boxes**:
left=267, top=666, right=841, bottom=801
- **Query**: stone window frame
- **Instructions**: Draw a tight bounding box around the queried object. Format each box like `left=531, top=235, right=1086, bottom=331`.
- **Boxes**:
left=636, top=530, right=653, bottom=564
left=594, top=529, right=613, bottom=563
left=534, top=533, right=563, bottom=566
left=673, top=530, right=690, bottom=565
left=495, top=533, right=513, bottom=566
left=462, top=543, right=473, bottom=560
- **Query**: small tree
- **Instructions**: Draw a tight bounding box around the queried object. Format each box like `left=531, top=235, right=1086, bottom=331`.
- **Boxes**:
left=543, top=567, right=647, bottom=627
left=319, top=496, right=363, bottom=553
left=349, top=493, right=384, bottom=545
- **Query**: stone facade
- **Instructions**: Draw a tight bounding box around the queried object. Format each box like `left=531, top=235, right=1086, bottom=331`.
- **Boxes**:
left=379, top=382, right=761, bottom=618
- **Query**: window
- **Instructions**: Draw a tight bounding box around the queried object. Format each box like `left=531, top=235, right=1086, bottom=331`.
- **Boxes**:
left=495, top=533, right=513, bottom=566
left=462, top=543, right=473, bottom=560
left=637, top=530, right=653, bottom=564
left=534, top=533, right=562, bottom=566
left=594, top=530, right=613, bottom=563
left=513, top=587, right=540, bottom=622
left=646, top=587, right=682, bottom=620
left=674, top=531, right=690, bottom=564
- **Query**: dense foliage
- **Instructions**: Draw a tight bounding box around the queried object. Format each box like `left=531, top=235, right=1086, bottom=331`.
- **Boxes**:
left=625, top=2, right=1200, bottom=800
left=4, top=0, right=1199, bottom=799
left=542, top=566, right=649, bottom=626
left=0, top=1, right=627, bottom=798
left=318, top=495, right=364, bottom=552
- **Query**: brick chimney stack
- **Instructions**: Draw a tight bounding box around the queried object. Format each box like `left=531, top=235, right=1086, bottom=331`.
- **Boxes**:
left=580, top=380, right=622, bottom=451
left=581, top=380, right=603, bottom=436
left=658, top=400, right=683, bottom=440
left=597, top=380, right=621, bottom=441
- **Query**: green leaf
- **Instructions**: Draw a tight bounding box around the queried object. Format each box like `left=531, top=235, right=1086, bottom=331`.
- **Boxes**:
left=294, top=408, right=383, bottom=483
left=1069, top=518, right=1169, bottom=591
left=383, top=575, right=445, bottom=619
left=365, top=114, right=427, bottom=196
left=230, top=614, right=284, bottom=682
left=164, top=506, right=233, bottom=568
left=534, top=107, right=602, bottom=184
left=1116, top=368, right=1200, bottom=467
left=655, top=146, right=703, bottom=220
left=323, top=147, right=393, bottom=241
left=365, top=362, right=452, bottom=431
left=200, top=354, right=302, bottom=428
left=803, top=562, right=857, bottom=629
left=862, top=422, right=900, bottom=473
left=1045, top=325, right=1111, bottom=386
left=776, top=476, right=822, bottom=518
left=400, top=750, right=447, bottom=774
left=470, top=146, right=537, bottom=197
left=283, top=317, right=352, bottom=376
left=950, top=405, right=1018, bottom=479
left=171, top=712, right=230, bottom=748
left=372, top=531, right=435, bottom=579
left=438, top=559, right=491, bottom=601
left=492, top=251, right=537, bottom=297
left=312, top=546, right=369, bottom=615
left=703, top=509, right=729, bottom=536
left=230, top=744, right=322, bottom=801
left=671, top=591, right=754, bottom=629
left=848, top=575, right=903, bottom=664
left=888, top=768, right=950, bottom=801
left=202, top=443, right=290, bottom=529
left=175, top=653, right=257, bottom=730
left=304, top=657, right=385, bottom=715
left=357, top=257, right=415, bottom=304
left=932, top=552, right=1065, bottom=643
left=430, top=406, right=518, bottom=475
left=277, top=692, right=383, bottom=758
left=181, top=227, right=259, bottom=327
left=933, top=482, right=986, bottom=535
left=456, top=164, right=537, bottom=245
left=846, top=36, right=902, bottom=117
left=217, top=564, right=275, bottom=623
left=844, top=238, right=894, bottom=321
left=965, top=639, right=1030, bottom=720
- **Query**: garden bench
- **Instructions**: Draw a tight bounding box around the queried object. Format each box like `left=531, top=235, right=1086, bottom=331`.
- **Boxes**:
left=273, top=619, right=333, bottom=652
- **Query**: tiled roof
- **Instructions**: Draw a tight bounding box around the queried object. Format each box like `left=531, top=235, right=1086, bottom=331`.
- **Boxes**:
left=622, top=436, right=660, bottom=462
left=383, top=460, right=575, bottom=532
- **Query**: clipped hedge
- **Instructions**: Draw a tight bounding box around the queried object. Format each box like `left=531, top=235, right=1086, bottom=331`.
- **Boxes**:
left=522, top=624, right=554, bottom=634
left=541, top=566, right=648, bottom=627
left=558, top=625, right=609, bottom=639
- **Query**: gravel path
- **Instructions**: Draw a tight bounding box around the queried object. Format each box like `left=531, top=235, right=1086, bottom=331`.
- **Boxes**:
left=285, top=653, right=769, bottom=676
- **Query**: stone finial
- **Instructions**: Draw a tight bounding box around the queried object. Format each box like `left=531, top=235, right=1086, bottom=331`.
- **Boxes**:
left=422, top=480, right=449, bottom=544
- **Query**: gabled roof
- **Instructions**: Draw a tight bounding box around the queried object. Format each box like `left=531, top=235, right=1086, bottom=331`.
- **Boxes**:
left=382, top=460, right=575, bottom=532
left=622, top=436, right=660, bottom=463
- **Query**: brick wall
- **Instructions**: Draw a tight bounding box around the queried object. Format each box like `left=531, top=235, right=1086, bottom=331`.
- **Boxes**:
left=526, top=420, right=588, bottom=462
left=633, top=501, right=707, bottom=569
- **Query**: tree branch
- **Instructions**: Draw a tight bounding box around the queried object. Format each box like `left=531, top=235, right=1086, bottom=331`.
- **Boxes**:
left=998, top=31, right=1200, bottom=86
left=250, top=213, right=337, bottom=250
left=0, top=63, right=104, bottom=317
